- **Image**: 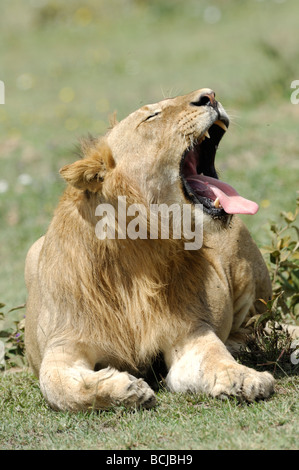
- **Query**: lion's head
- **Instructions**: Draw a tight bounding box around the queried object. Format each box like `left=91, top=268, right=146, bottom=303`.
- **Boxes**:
left=60, top=88, right=258, bottom=230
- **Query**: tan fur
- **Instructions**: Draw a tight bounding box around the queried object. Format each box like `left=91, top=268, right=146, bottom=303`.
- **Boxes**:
left=25, top=89, right=275, bottom=411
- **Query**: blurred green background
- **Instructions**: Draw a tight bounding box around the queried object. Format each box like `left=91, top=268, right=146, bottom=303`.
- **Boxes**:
left=0, top=0, right=299, bottom=307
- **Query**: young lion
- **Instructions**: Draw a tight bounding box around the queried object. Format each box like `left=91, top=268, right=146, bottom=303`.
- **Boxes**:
left=25, top=88, right=275, bottom=411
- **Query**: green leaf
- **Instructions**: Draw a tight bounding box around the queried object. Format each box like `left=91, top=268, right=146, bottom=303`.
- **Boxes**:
left=270, top=251, right=280, bottom=263
left=281, top=211, right=296, bottom=223
left=270, top=223, right=279, bottom=234
left=289, top=293, right=299, bottom=308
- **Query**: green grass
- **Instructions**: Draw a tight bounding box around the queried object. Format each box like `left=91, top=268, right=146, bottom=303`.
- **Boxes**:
left=0, top=370, right=298, bottom=450
left=1, top=0, right=299, bottom=451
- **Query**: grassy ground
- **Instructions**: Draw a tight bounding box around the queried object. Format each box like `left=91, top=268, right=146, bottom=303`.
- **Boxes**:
left=0, top=0, right=299, bottom=451
left=0, top=370, right=298, bottom=450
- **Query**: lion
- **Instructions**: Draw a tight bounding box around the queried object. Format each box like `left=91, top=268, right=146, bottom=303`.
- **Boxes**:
left=25, top=88, right=276, bottom=412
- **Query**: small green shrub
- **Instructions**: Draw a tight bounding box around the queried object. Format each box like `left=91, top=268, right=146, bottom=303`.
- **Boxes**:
left=238, top=194, right=299, bottom=372
left=260, top=192, right=299, bottom=325
left=0, top=303, right=26, bottom=369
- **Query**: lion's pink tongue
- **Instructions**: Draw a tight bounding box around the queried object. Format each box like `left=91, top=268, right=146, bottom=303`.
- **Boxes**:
left=186, top=175, right=259, bottom=215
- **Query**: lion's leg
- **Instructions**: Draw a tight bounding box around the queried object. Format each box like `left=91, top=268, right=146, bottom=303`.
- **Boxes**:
left=165, top=326, right=274, bottom=401
left=39, top=344, right=156, bottom=411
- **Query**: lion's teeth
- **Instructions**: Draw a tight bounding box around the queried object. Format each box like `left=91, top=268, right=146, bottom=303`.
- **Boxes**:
left=214, top=197, right=220, bottom=208
left=215, top=120, right=228, bottom=132
left=204, top=130, right=210, bottom=139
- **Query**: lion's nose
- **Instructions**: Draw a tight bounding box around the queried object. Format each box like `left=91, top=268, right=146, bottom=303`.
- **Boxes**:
left=191, top=90, right=217, bottom=108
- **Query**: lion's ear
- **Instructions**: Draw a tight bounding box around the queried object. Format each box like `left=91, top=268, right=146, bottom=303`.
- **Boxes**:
left=59, top=140, right=115, bottom=191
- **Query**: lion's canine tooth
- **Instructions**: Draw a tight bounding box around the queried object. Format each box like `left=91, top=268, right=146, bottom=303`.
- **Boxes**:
left=214, top=197, right=220, bottom=208
left=215, top=120, right=228, bottom=132
left=204, top=130, right=210, bottom=139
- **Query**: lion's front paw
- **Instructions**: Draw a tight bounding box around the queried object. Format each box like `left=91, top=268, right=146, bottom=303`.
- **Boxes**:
left=113, top=373, right=157, bottom=409
left=209, top=364, right=275, bottom=402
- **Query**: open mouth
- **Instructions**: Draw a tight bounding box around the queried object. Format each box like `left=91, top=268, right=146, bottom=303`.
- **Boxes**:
left=180, top=116, right=259, bottom=217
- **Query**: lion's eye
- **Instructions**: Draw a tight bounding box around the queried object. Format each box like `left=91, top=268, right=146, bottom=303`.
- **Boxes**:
left=144, top=111, right=161, bottom=122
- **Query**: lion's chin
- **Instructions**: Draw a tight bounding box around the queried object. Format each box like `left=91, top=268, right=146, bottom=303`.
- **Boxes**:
left=191, top=204, right=231, bottom=236
left=201, top=210, right=233, bottom=234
